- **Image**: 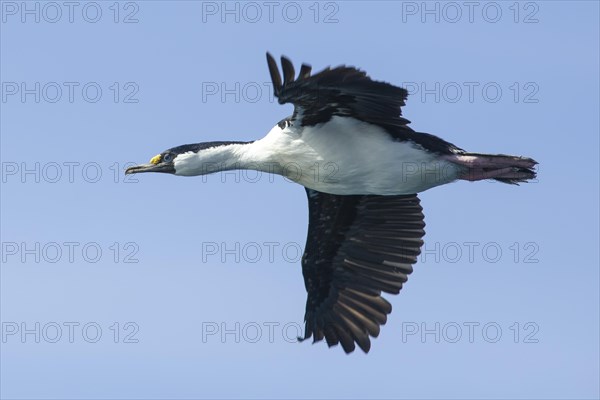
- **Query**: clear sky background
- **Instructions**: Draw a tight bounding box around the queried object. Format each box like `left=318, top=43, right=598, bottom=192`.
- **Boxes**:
left=1, top=1, right=598, bottom=399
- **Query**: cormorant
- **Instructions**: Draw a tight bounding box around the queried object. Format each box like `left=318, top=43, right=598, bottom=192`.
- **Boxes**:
left=126, top=53, right=537, bottom=353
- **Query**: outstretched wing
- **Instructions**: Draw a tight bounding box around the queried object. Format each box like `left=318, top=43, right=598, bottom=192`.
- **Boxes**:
left=266, top=53, right=411, bottom=127
left=300, top=189, right=425, bottom=353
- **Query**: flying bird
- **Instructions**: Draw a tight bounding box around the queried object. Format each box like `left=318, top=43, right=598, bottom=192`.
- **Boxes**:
left=126, top=53, right=537, bottom=353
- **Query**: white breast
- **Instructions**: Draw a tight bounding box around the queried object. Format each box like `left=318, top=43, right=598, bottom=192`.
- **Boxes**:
left=248, top=116, right=461, bottom=195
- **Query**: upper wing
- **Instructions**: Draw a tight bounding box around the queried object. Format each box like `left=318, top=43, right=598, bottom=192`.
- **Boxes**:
left=300, top=189, right=425, bottom=353
left=266, top=53, right=411, bottom=127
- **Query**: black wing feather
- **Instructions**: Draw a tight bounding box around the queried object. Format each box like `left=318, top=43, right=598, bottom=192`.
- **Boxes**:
left=266, top=53, right=283, bottom=96
left=280, top=56, right=295, bottom=86
left=300, top=189, right=425, bottom=354
left=298, top=64, right=312, bottom=79
left=266, top=52, right=410, bottom=127
left=266, top=52, right=466, bottom=155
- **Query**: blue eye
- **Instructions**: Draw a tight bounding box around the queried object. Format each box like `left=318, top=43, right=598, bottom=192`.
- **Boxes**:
left=163, top=153, right=173, bottom=162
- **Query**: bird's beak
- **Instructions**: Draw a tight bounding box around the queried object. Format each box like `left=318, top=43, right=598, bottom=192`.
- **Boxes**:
left=125, top=162, right=175, bottom=175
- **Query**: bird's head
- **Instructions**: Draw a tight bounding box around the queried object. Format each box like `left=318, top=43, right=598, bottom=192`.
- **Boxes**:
left=125, top=141, right=250, bottom=176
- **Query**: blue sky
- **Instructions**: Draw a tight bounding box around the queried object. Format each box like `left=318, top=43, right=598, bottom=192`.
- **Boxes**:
left=1, top=1, right=599, bottom=399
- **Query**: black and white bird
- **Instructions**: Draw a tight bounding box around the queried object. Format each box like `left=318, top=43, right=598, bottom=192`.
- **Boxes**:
left=126, top=53, right=537, bottom=354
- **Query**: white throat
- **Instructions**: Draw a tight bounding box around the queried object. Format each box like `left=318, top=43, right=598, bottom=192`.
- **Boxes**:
left=173, top=141, right=281, bottom=177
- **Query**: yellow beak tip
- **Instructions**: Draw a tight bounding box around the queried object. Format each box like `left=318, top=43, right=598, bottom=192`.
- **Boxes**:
left=150, top=155, right=161, bottom=165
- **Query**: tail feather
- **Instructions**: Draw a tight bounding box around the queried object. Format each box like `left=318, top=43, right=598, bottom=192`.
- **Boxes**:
left=443, top=153, right=538, bottom=184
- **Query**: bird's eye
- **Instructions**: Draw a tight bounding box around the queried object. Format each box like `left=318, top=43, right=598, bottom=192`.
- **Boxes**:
left=163, top=154, right=173, bottom=163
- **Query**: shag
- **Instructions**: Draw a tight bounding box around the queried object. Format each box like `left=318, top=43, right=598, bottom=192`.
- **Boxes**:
left=126, top=53, right=537, bottom=353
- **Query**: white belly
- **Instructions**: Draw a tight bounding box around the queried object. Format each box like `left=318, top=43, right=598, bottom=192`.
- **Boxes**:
left=252, top=116, right=461, bottom=195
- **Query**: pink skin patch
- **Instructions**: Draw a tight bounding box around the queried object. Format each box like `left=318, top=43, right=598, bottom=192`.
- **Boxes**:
left=441, top=154, right=537, bottom=181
